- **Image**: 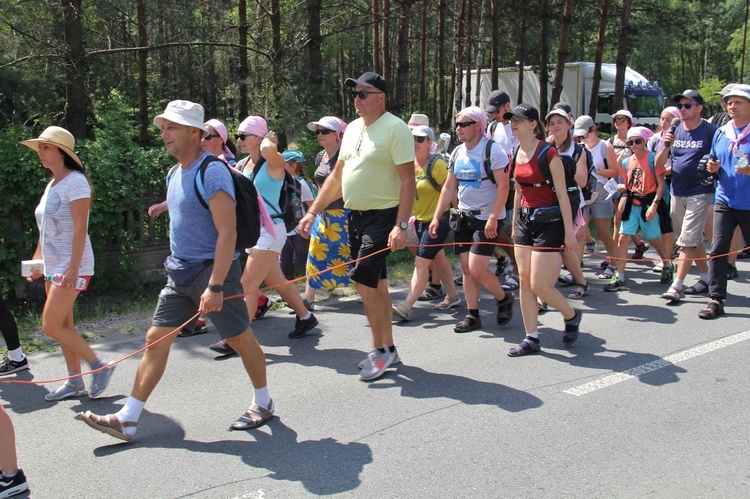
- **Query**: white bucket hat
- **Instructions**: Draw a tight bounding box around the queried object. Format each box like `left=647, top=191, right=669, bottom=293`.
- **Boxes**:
left=307, top=116, right=342, bottom=133
left=153, top=100, right=207, bottom=132
left=20, top=126, right=83, bottom=169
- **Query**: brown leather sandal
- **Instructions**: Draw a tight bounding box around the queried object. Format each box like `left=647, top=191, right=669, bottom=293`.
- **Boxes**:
left=231, top=400, right=275, bottom=430
left=80, top=411, right=136, bottom=441
left=698, top=299, right=725, bottom=320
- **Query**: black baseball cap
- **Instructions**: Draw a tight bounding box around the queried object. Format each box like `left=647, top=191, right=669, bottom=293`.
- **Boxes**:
left=485, top=90, right=510, bottom=113
left=345, top=72, right=388, bottom=96
left=503, top=103, right=540, bottom=122
left=672, top=89, right=704, bottom=105
left=552, top=101, right=573, bottom=115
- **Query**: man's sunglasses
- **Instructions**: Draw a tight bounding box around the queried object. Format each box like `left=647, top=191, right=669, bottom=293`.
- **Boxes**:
left=676, top=102, right=698, bottom=110
left=414, top=136, right=427, bottom=143
left=315, top=129, right=334, bottom=135
left=455, top=121, right=477, bottom=128
left=350, top=90, right=381, bottom=100
left=626, top=138, right=644, bottom=147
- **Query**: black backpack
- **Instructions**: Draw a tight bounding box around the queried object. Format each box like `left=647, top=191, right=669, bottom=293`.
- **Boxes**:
left=173, top=155, right=262, bottom=250
left=575, top=144, right=598, bottom=201
left=513, top=142, right=581, bottom=214
left=415, top=154, right=445, bottom=197
left=248, top=158, right=304, bottom=233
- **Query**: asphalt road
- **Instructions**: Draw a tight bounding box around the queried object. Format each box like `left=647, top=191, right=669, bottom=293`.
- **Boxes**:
left=2, top=253, right=750, bottom=498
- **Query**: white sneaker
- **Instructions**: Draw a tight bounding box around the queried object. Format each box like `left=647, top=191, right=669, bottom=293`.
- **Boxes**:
left=358, top=347, right=401, bottom=370
left=359, top=348, right=398, bottom=380
left=652, top=261, right=664, bottom=273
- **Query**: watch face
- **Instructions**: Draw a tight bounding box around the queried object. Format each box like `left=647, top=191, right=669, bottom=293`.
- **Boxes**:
left=399, top=221, right=409, bottom=230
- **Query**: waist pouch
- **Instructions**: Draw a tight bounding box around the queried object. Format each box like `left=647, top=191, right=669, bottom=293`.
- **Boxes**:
left=448, top=208, right=463, bottom=232
left=530, top=206, right=562, bottom=224
left=164, top=256, right=213, bottom=286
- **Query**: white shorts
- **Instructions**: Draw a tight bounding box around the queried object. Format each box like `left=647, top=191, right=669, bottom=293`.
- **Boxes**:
left=248, top=219, right=287, bottom=254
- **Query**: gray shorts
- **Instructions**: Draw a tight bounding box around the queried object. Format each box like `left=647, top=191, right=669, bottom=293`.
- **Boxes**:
left=672, top=193, right=713, bottom=248
left=584, top=181, right=615, bottom=219
left=152, top=259, right=249, bottom=339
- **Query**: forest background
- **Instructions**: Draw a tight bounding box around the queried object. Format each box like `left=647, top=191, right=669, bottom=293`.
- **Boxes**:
left=0, top=0, right=746, bottom=303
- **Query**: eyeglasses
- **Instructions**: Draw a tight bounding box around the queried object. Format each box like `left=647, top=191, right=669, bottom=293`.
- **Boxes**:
left=235, top=133, right=256, bottom=141
left=455, top=121, right=477, bottom=128
left=202, top=134, right=220, bottom=141
left=626, top=138, right=644, bottom=147
left=509, top=117, right=529, bottom=124
left=350, top=90, right=381, bottom=100
left=315, top=129, right=334, bottom=136
left=676, top=102, right=698, bottom=110
left=614, top=117, right=629, bottom=123
left=414, top=136, right=427, bottom=143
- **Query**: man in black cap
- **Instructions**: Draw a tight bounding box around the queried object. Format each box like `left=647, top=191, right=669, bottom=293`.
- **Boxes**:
left=298, top=72, right=415, bottom=381
left=656, top=89, right=718, bottom=303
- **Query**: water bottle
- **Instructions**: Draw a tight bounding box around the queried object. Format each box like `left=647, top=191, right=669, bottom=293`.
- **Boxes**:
left=47, top=274, right=88, bottom=290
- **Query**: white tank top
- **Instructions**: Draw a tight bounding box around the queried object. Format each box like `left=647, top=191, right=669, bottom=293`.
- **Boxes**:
left=589, top=140, right=609, bottom=185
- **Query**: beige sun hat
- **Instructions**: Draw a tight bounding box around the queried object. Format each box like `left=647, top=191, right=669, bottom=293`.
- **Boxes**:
left=20, top=126, right=83, bottom=168
left=153, top=100, right=207, bottom=132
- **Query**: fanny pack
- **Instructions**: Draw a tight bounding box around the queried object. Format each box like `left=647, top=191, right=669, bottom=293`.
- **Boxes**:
left=164, top=255, right=213, bottom=286
left=530, top=206, right=562, bottom=224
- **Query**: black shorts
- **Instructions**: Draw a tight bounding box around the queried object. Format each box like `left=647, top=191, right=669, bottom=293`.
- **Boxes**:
left=454, top=215, right=502, bottom=257
left=514, top=207, right=565, bottom=252
left=348, top=207, right=398, bottom=288
left=415, top=215, right=450, bottom=260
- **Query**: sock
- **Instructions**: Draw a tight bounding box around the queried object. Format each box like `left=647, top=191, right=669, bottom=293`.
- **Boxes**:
left=1, top=471, right=17, bottom=479
left=673, top=278, right=683, bottom=289
left=89, top=357, right=106, bottom=371
left=252, top=385, right=271, bottom=408
left=8, top=347, right=25, bottom=363
left=377, top=347, right=386, bottom=354
left=300, top=311, right=312, bottom=321
left=527, top=332, right=540, bottom=340
left=196, top=318, right=206, bottom=326
left=617, top=273, right=625, bottom=281
left=700, top=272, right=709, bottom=283
left=68, top=371, right=84, bottom=388
left=429, top=283, right=441, bottom=290
left=469, top=308, right=479, bottom=318
left=115, top=396, right=145, bottom=437
left=387, top=345, right=396, bottom=353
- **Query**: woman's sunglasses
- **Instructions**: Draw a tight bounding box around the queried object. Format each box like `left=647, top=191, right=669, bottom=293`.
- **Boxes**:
left=414, top=136, right=426, bottom=143
left=315, top=129, right=334, bottom=135
left=626, top=138, right=644, bottom=147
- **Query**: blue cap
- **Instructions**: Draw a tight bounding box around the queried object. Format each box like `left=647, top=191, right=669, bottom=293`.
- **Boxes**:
left=282, top=150, right=306, bottom=163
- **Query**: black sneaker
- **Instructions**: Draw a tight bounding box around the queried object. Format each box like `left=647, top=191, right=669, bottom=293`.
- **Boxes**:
left=0, top=469, right=28, bottom=498
left=0, top=357, right=29, bottom=377
left=288, top=314, right=319, bottom=339
left=209, top=340, right=237, bottom=356
left=177, top=321, right=208, bottom=337
left=727, top=264, right=739, bottom=280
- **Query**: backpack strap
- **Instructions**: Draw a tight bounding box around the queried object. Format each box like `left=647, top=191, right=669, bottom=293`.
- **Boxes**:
left=489, top=121, right=498, bottom=137
left=423, top=154, right=442, bottom=193
left=193, top=155, right=224, bottom=210
left=482, top=138, right=497, bottom=184
left=515, top=142, right=554, bottom=189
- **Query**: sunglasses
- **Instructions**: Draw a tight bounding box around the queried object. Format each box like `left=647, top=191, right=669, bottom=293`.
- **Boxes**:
left=202, top=134, right=220, bottom=141
left=315, top=129, right=334, bottom=136
left=614, top=117, right=629, bottom=123
left=350, top=90, right=381, bottom=100
left=676, top=102, right=698, bottom=110
left=414, top=136, right=427, bottom=143
left=455, top=121, right=477, bottom=128
left=626, top=138, right=644, bottom=147
left=235, top=133, right=256, bottom=141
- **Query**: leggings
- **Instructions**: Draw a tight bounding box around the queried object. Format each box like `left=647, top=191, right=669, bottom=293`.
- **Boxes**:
left=0, top=295, right=20, bottom=351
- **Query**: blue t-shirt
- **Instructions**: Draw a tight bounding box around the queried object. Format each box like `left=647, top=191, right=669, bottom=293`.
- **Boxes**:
left=167, top=152, right=236, bottom=261
left=712, top=123, right=750, bottom=210
left=670, top=120, right=718, bottom=197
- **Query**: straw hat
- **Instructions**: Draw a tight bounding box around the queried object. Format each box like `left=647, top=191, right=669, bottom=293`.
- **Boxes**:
left=20, top=126, right=83, bottom=168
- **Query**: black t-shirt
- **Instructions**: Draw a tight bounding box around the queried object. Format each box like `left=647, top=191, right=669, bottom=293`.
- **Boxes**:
left=313, top=149, right=345, bottom=211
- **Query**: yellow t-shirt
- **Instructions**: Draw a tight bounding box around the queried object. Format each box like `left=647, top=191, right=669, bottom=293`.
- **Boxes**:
left=339, top=112, right=415, bottom=211
left=413, top=156, right=448, bottom=222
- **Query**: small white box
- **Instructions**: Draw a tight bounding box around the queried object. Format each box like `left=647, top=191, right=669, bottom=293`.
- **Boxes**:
left=21, top=259, right=44, bottom=277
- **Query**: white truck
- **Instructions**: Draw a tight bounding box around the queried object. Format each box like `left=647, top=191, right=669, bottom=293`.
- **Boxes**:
left=462, top=61, right=665, bottom=131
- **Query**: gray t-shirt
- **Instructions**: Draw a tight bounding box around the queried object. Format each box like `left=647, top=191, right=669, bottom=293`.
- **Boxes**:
left=167, top=152, right=236, bottom=262
left=450, top=137, right=509, bottom=220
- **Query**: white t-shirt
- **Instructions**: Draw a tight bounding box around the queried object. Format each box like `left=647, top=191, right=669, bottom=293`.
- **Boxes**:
left=488, top=120, right=513, bottom=158
left=450, top=137, right=510, bottom=220
left=34, top=171, right=95, bottom=276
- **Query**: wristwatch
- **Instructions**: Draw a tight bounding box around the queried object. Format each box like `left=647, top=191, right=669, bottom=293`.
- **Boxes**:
left=207, top=283, right=224, bottom=293
left=396, top=221, right=409, bottom=230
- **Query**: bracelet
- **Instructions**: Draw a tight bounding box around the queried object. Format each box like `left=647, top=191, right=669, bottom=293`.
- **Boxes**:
left=653, top=199, right=661, bottom=205
left=307, top=210, right=318, bottom=217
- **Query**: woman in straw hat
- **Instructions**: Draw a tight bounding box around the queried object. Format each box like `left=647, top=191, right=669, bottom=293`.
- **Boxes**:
left=21, top=126, right=115, bottom=401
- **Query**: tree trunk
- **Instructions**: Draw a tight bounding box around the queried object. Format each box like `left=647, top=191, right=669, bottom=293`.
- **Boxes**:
left=393, top=0, right=412, bottom=115
left=238, top=0, right=248, bottom=119
left=136, top=0, right=149, bottom=146
left=382, top=0, right=392, bottom=85
left=373, top=0, right=381, bottom=73
left=490, top=0, right=500, bottom=90
left=550, top=0, right=573, bottom=106
left=437, top=0, right=448, bottom=129
left=474, top=0, right=486, bottom=107
left=614, top=0, right=632, bottom=115
left=588, top=0, right=609, bottom=118
left=62, top=0, right=87, bottom=138
left=517, top=15, right=526, bottom=104
left=307, top=0, right=323, bottom=86
left=539, top=0, right=550, bottom=117
left=453, top=0, right=466, bottom=115
left=270, top=0, right=287, bottom=150
left=339, top=38, right=347, bottom=117
left=463, top=0, right=472, bottom=108
left=419, top=0, right=428, bottom=108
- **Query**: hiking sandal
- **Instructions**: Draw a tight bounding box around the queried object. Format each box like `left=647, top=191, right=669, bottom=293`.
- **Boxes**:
left=698, top=299, right=725, bottom=320
left=496, top=292, right=515, bottom=326
left=231, top=400, right=275, bottom=430
left=563, top=309, right=582, bottom=346
left=454, top=314, right=481, bottom=333
left=557, top=273, right=575, bottom=286
left=660, top=286, right=684, bottom=303
left=683, top=279, right=708, bottom=295
left=567, top=282, right=588, bottom=300
left=80, top=411, right=136, bottom=442
left=508, top=336, right=541, bottom=357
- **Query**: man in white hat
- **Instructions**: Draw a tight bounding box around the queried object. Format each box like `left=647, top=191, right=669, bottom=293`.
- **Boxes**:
left=81, top=100, right=274, bottom=441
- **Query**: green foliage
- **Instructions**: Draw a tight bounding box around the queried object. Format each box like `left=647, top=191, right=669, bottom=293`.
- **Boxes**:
left=698, top=76, right=726, bottom=116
